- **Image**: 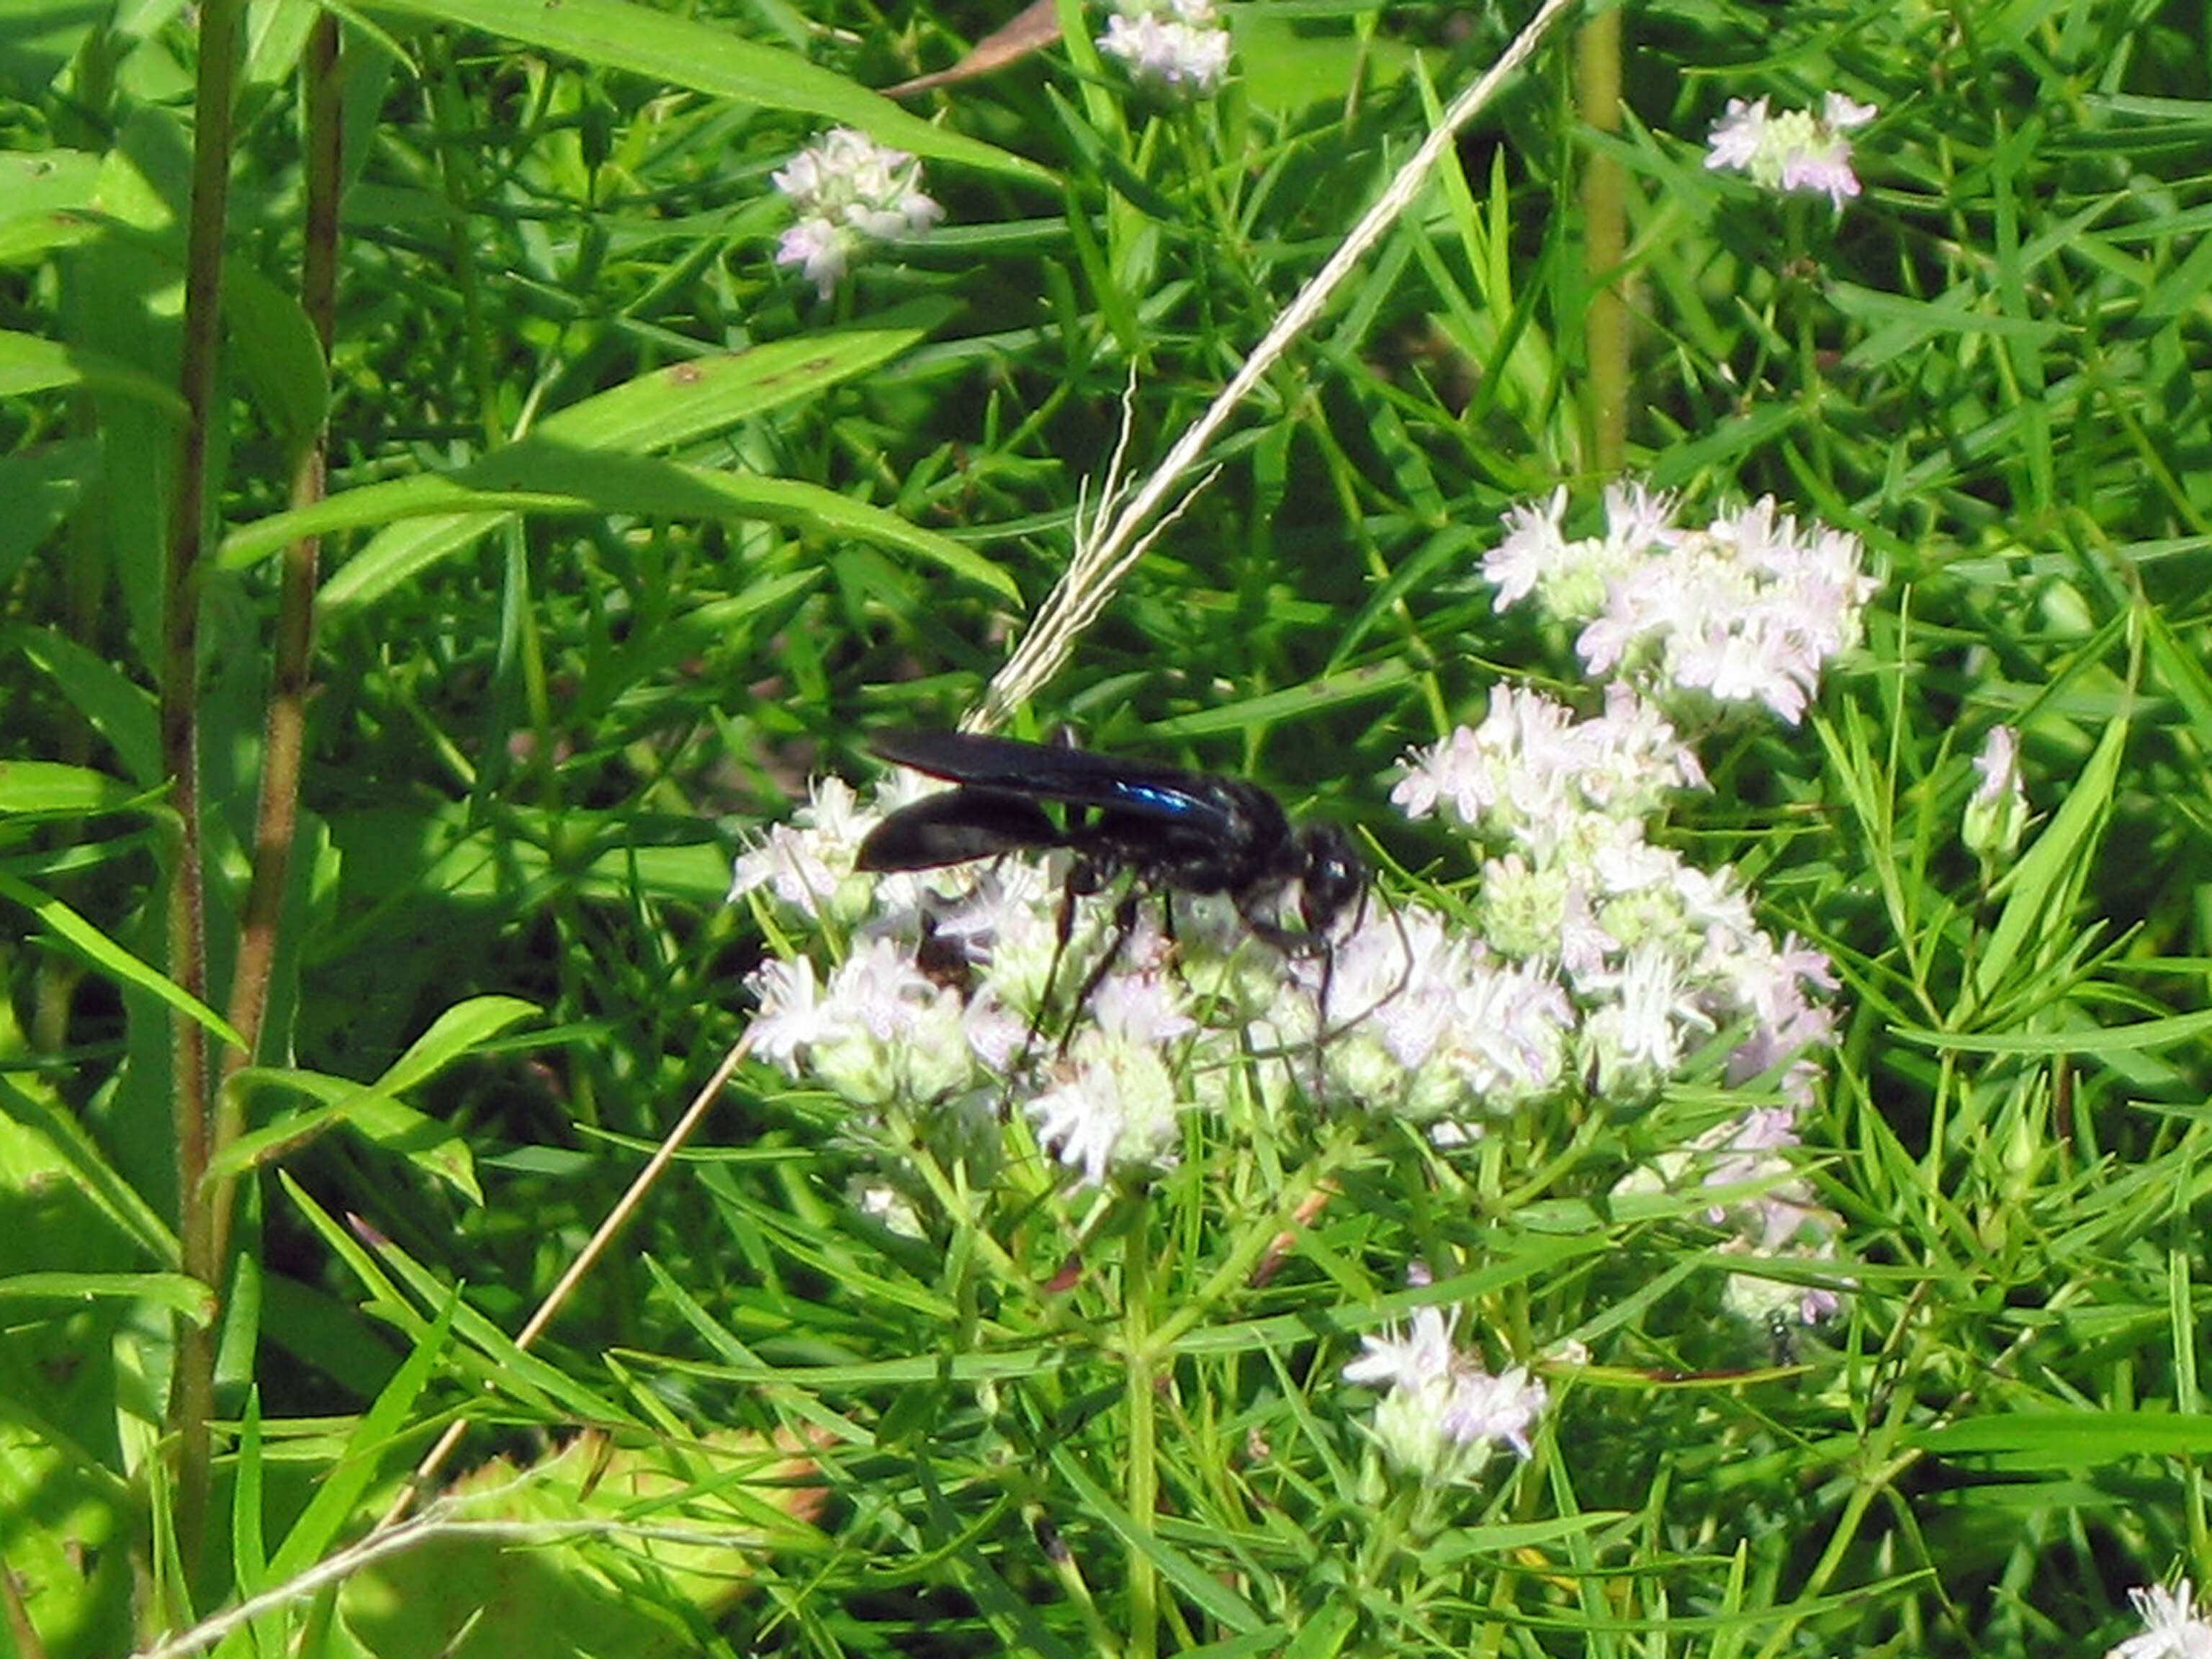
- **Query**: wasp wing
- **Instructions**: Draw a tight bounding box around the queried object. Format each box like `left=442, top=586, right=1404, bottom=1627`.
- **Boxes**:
left=868, top=729, right=1241, bottom=835
left=856, top=788, right=1061, bottom=872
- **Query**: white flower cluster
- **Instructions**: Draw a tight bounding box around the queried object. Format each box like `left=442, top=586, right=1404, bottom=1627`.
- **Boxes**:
left=1704, top=91, right=1877, bottom=211
left=726, top=775, right=876, bottom=921
left=1097, top=0, right=1233, bottom=99
left=1483, top=482, right=1879, bottom=724
left=1341, top=1305, right=1548, bottom=1485
left=1390, top=683, right=1837, bottom=1116
left=2108, top=1581, right=2212, bottom=1659
left=772, top=127, right=944, bottom=300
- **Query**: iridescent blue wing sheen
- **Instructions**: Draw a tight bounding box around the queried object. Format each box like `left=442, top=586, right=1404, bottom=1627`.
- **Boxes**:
left=868, top=729, right=1243, bottom=837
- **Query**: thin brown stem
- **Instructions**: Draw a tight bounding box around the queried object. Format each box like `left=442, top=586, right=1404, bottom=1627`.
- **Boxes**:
left=162, top=0, right=247, bottom=1580
left=215, top=11, right=343, bottom=1277
left=376, top=1033, right=755, bottom=1529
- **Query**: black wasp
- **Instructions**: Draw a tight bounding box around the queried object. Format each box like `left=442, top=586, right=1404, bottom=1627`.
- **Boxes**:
left=855, top=728, right=1366, bottom=958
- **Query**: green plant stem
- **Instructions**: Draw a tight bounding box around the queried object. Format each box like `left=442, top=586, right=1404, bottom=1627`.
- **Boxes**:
left=1122, top=1194, right=1159, bottom=1659
left=1577, top=1, right=1627, bottom=472
left=217, top=10, right=342, bottom=1247
left=163, top=0, right=247, bottom=1583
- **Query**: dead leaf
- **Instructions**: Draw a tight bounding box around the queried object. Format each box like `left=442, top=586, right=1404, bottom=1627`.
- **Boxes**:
left=881, top=0, right=1062, bottom=97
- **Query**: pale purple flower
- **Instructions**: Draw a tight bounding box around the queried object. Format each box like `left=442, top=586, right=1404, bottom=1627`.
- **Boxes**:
left=1555, top=880, right=1614, bottom=981
left=1970, top=724, right=2020, bottom=804
left=1441, top=953, right=1575, bottom=1107
left=773, top=127, right=943, bottom=299
left=1570, top=835, right=1755, bottom=1008
left=737, top=656, right=1843, bottom=1215
left=1098, top=0, right=1232, bottom=98
left=747, top=935, right=989, bottom=1105
left=1020, top=956, right=1199, bottom=1185
left=1026, top=1017, right=1187, bottom=1185
left=1482, top=482, right=1674, bottom=623
left=1343, top=1305, right=1548, bottom=1483
left=729, top=775, right=877, bottom=921
left=1718, top=932, right=1839, bottom=1107
left=1696, top=1104, right=1800, bottom=1205
left=1386, top=666, right=1841, bottom=1115
left=1086, top=961, right=1198, bottom=1048
left=746, top=956, right=832, bottom=1069
left=1578, top=943, right=1714, bottom=1099
left=1479, top=487, right=1572, bottom=608
left=1703, top=98, right=1769, bottom=174
left=1303, top=907, right=1571, bottom=1123
left=1392, top=684, right=1701, bottom=857
left=1343, top=1303, right=1460, bottom=1394
left=897, top=855, right=1069, bottom=1019
left=774, top=218, right=853, bottom=303
left=1964, top=724, right=2028, bottom=863
left=1617, top=1099, right=1851, bottom=1334
left=1439, top=1365, right=1548, bottom=1459
left=1705, top=91, right=1877, bottom=211
left=2109, top=1580, right=2212, bottom=1659
left=1488, top=487, right=1876, bottom=725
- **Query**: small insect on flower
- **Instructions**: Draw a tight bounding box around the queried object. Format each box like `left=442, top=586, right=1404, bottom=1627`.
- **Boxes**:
left=858, top=728, right=1364, bottom=941
left=855, top=728, right=1369, bottom=1064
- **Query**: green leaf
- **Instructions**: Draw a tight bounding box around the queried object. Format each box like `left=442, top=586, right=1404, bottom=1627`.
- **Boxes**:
left=361, top=0, right=1051, bottom=183
left=1046, top=1445, right=1263, bottom=1634
left=1973, top=709, right=2126, bottom=1002
left=225, top=260, right=331, bottom=454
left=0, top=328, right=187, bottom=413
left=215, top=997, right=532, bottom=1194
left=227, top=315, right=952, bottom=572
left=341, top=1429, right=822, bottom=1657
left=0, top=871, right=248, bottom=1052
left=1898, top=1006, right=2212, bottom=1058
left=232, top=1392, right=270, bottom=1630
left=265, top=1288, right=462, bottom=1579
left=0, top=758, right=145, bottom=816
left=216, top=1066, right=482, bottom=1199
left=377, top=994, right=539, bottom=1095
left=0, top=440, right=96, bottom=592
left=531, top=313, right=961, bottom=449
left=1235, top=14, right=1416, bottom=112
left=0, top=1072, right=180, bottom=1264
left=9, top=628, right=163, bottom=786
left=1919, top=1411, right=2212, bottom=1465
left=0, top=150, right=103, bottom=254
left=1833, top=281, right=2068, bottom=367
left=360, top=1229, right=637, bottom=1424
left=277, top=459, right=1015, bottom=611
left=217, top=315, right=1016, bottom=604
left=0, top=1270, right=216, bottom=1323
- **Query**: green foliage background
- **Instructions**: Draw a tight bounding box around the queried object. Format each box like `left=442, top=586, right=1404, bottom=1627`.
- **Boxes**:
left=3, top=0, right=2211, bottom=1653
